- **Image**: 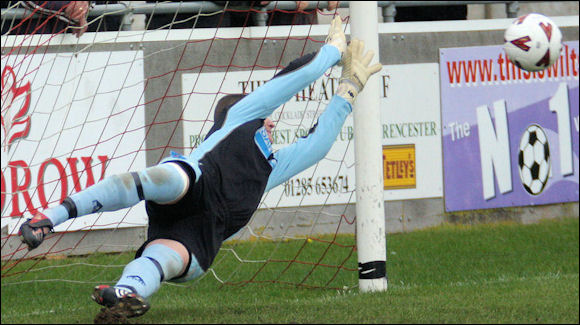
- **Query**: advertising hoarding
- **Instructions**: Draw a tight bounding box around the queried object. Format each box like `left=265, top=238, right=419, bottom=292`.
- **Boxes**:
left=440, top=41, right=579, bottom=211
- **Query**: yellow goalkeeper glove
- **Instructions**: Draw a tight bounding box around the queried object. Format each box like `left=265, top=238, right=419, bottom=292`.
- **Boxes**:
left=337, top=39, right=383, bottom=105
left=325, top=16, right=347, bottom=58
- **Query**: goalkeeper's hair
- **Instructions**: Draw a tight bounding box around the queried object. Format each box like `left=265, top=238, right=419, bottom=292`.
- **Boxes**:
left=213, top=94, right=246, bottom=129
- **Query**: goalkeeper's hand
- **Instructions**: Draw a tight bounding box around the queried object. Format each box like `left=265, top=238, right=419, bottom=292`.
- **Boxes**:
left=325, top=16, right=347, bottom=58
left=337, top=39, right=383, bottom=104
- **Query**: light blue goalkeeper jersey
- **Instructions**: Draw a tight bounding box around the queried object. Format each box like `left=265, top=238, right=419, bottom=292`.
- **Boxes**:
left=266, top=93, right=351, bottom=191
left=163, top=44, right=352, bottom=193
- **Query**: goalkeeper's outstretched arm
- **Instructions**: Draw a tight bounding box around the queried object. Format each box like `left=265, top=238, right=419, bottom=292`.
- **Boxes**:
left=223, top=16, right=347, bottom=126
left=265, top=39, right=382, bottom=191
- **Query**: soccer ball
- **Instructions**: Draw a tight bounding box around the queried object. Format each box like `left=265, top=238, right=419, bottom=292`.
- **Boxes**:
left=504, top=13, right=563, bottom=72
left=518, top=124, right=550, bottom=195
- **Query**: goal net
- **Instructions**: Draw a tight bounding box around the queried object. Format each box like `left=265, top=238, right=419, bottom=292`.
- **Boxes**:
left=1, top=1, right=360, bottom=290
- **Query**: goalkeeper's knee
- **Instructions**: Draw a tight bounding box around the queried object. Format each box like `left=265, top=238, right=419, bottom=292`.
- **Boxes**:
left=141, top=243, right=187, bottom=281
left=138, top=162, right=190, bottom=204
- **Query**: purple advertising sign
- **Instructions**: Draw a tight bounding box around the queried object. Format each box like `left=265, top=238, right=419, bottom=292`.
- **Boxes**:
left=440, top=41, right=579, bottom=212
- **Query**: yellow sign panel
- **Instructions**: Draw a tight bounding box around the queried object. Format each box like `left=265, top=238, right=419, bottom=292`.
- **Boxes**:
left=383, top=144, right=416, bottom=189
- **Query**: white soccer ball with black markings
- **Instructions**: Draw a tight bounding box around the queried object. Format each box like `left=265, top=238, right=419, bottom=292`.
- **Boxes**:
left=504, top=13, right=563, bottom=72
left=518, top=124, right=550, bottom=195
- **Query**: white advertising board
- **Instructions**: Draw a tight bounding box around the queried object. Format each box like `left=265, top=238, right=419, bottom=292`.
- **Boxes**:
left=181, top=63, right=442, bottom=208
left=1, top=51, right=147, bottom=233
left=381, top=63, right=443, bottom=200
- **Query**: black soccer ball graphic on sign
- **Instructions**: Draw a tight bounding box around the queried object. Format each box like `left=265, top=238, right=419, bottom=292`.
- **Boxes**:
left=517, top=124, right=551, bottom=195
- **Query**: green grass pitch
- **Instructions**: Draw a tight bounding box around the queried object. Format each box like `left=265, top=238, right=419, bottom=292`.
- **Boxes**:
left=1, top=217, right=578, bottom=323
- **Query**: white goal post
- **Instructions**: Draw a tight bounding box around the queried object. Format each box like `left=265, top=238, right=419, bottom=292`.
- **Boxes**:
left=350, top=1, right=388, bottom=292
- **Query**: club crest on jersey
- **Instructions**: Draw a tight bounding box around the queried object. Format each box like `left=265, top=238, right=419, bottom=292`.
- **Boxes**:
left=255, top=127, right=275, bottom=167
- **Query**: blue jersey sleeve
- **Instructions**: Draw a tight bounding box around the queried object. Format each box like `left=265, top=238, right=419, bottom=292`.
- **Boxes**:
left=265, top=95, right=352, bottom=191
left=177, top=45, right=341, bottom=181
left=222, top=44, right=341, bottom=128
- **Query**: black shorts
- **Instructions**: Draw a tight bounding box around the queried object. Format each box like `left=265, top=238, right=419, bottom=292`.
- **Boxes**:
left=135, top=161, right=225, bottom=273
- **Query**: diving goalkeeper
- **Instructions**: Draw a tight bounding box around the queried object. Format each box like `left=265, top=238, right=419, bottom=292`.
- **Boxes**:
left=18, top=16, right=382, bottom=321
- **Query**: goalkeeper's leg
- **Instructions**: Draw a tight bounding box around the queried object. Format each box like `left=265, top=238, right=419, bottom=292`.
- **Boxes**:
left=18, top=162, right=190, bottom=250
left=92, top=239, right=196, bottom=323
